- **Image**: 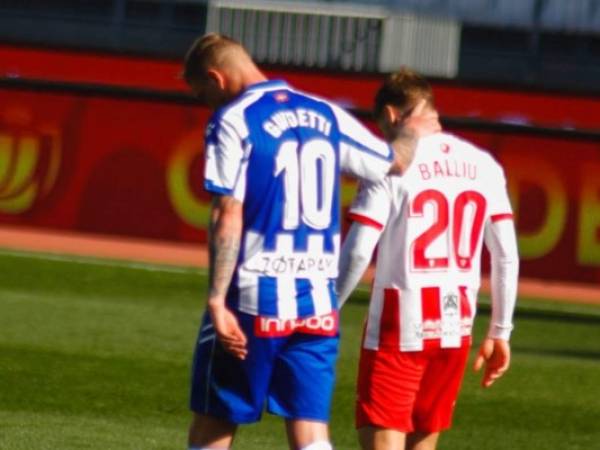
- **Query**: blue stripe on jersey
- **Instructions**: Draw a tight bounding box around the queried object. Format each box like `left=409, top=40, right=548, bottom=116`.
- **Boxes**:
left=328, top=279, right=338, bottom=310
left=340, top=135, right=393, bottom=162
left=257, top=277, right=278, bottom=316
left=295, top=279, right=316, bottom=317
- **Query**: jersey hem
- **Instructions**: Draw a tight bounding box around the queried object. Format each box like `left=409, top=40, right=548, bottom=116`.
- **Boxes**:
left=363, top=336, right=472, bottom=352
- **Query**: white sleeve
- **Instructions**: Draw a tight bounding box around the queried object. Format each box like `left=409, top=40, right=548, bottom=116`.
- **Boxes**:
left=487, top=157, right=514, bottom=219
left=337, top=222, right=382, bottom=308
left=330, top=102, right=393, bottom=182
left=203, top=115, right=247, bottom=201
left=484, top=218, right=519, bottom=340
left=348, top=179, right=393, bottom=230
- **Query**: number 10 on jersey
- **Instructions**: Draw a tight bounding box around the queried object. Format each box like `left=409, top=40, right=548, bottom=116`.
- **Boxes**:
left=275, top=138, right=336, bottom=230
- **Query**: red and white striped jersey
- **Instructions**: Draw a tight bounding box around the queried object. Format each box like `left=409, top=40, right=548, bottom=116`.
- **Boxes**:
left=348, top=132, right=515, bottom=351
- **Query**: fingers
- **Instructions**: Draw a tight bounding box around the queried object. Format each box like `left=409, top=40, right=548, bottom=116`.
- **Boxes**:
left=219, top=326, right=248, bottom=359
left=210, top=306, right=249, bottom=360
left=482, top=364, right=508, bottom=388
left=403, top=106, right=441, bottom=137
left=410, top=99, right=427, bottom=117
left=473, top=353, right=485, bottom=372
left=219, top=336, right=248, bottom=359
left=477, top=351, right=510, bottom=388
left=222, top=341, right=248, bottom=359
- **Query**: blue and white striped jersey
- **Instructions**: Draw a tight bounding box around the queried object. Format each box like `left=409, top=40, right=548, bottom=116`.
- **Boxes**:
left=204, top=80, right=393, bottom=319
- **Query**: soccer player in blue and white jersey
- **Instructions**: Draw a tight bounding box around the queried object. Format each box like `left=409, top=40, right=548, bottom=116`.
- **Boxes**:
left=182, top=34, right=441, bottom=450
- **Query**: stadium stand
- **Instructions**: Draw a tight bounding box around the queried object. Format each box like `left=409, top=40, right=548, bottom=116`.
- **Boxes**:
left=0, top=0, right=600, bottom=90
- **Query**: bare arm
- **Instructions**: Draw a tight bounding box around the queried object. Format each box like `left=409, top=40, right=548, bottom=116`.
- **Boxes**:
left=208, top=195, right=243, bottom=302
left=207, top=195, right=247, bottom=359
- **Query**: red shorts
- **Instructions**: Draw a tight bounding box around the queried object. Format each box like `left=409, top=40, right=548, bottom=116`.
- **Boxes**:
left=356, top=344, right=470, bottom=433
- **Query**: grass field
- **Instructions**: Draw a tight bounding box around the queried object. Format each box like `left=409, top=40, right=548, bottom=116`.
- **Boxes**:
left=1, top=250, right=599, bottom=450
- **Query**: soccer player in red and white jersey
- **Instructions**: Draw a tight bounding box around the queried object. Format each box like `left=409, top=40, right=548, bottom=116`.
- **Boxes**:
left=337, top=68, right=519, bottom=450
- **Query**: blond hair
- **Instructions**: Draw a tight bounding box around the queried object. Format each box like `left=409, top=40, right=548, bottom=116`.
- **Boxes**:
left=182, top=33, right=246, bottom=84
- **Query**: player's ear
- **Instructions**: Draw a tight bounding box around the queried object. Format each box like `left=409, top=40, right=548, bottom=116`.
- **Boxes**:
left=383, top=104, right=401, bottom=127
left=206, top=69, right=226, bottom=90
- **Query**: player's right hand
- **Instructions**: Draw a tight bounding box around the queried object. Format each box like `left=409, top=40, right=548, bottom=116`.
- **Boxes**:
left=208, top=302, right=248, bottom=360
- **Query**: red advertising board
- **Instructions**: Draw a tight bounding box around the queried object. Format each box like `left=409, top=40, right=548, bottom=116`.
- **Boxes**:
left=0, top=88, right=210, bottom=242
left=0, top=86, right=599, bottom=285
left=2, top=44, right=600, bottom=130
left=1, top=45, right=599, bottom=285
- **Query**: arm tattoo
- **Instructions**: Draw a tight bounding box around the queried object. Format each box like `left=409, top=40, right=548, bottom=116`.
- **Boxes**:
left=207, top=197, right=242, bottom=302
left=208, top=233, right=241, bottom=299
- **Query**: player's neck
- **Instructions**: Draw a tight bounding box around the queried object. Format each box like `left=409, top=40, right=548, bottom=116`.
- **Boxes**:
left=241, top=66, right=268, bottom=89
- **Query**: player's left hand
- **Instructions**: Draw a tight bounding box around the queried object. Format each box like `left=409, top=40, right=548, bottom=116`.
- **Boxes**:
left=473, top=338, right=511, bottom=388
left=388, top=100, right=442, bottom=174
left=402, top=99, right=442, bottom=138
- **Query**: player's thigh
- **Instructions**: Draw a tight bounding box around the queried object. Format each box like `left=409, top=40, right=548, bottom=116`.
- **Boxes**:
left=190, top=311, right=281, bottom=424
left=268, top=332, right=339, bottom=421
left=356, top=348, right=427, bottom=433
left=412, top=346, right=470, bottom=432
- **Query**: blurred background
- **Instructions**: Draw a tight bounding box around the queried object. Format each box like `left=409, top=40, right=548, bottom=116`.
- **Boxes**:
left=0, top=0, right=599, bottom=287
left=0, top=2, right=599, bottom=449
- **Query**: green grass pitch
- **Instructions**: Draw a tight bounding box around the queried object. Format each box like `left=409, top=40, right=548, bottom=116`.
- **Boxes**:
left=0, top=250, right=599, bottom=449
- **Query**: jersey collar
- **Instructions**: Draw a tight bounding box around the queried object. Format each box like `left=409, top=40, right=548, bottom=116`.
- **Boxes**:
left=245, top=79, right=289, bottom=94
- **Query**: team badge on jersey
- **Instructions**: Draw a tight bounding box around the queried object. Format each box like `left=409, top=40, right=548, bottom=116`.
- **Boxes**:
left=274, top=91, right=289, bottom=103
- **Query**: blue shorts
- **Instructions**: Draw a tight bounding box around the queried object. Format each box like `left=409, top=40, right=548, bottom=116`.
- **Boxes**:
left=189, top=310, right=340, bottom=424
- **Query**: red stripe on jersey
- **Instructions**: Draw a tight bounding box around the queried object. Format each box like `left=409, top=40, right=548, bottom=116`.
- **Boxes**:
left=421, top=286, right=441, bottom=348
left=421, top=287, right=441, bottom=321
left=379, top=288, right=400, bottom=348
left=459, top=286, right=472, bottom=320
left=490, top=213, right=514, bottom=223
left=347, top=212, right=384, bottom=231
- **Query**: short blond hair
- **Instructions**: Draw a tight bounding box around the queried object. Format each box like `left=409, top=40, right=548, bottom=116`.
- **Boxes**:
left=182, top=33, right=245, bottom=84
left=374, top=67, right=434, bottom=120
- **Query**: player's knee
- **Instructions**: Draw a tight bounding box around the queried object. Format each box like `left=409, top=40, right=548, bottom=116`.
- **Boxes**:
left=300, top=440, right=333, bottom=450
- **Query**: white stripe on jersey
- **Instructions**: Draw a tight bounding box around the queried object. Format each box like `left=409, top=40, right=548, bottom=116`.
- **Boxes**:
left=275, top=233, right=297, bottom=319
left=220, top=92, right=258, bottom=140
left=237, top=231, right=263, bottom=315
left=364, top=288, right=385, bottom=350
left=399, top=289, right=423, bottom=352
left=440, top=288, right=462, bottom=349
left=307, top=234, right=330, bottom=316
left=204, top=93, right=260, bottom=196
